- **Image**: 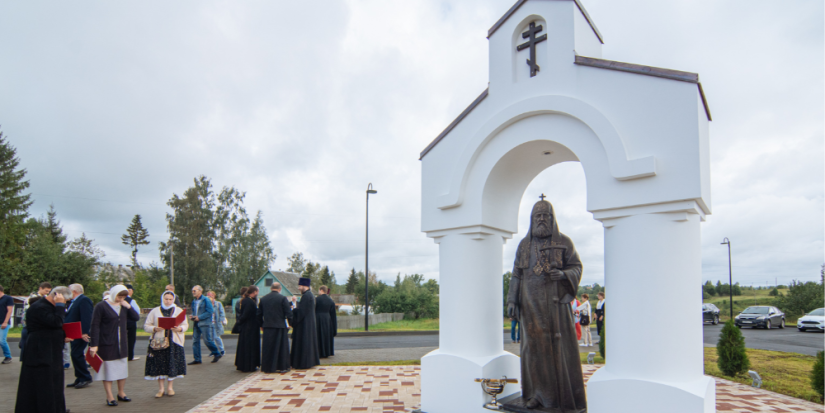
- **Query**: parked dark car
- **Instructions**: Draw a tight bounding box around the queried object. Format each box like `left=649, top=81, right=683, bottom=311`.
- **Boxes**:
left=734, top=306, right=785, bottom=329
left=702, top=303, right=720, bottom=325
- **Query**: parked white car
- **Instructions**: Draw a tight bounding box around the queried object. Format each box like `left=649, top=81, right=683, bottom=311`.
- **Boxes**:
left=797, top=308, right=824, bottom=332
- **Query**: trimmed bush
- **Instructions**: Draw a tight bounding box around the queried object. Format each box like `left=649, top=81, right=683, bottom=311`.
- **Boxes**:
left=598, top=326, right=605, bottom=360
left=812, top=351, right=824, bottom=400
left=717, top=319, right=750, bottom=376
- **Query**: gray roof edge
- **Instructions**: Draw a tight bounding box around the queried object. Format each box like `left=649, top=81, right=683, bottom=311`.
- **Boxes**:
left=419, top=88, right=489, bottom=160
left=574, top=55, right=711, bottom=121
left=487, top=0, right=604, bottom=44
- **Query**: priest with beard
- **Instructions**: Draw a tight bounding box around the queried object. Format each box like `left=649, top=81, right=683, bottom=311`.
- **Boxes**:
left=257, top=282, right=293, bottom=373
left=15, top=286, right=73, bottom=413
left=289, top=277, right=319, bottom=370
left=505, top=197, right=586, bottom=413
left=315, top=285, right=337, bottom=358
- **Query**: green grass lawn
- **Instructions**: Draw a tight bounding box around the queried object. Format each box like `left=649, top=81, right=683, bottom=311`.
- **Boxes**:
left=704, top=347, right=823, bottom=404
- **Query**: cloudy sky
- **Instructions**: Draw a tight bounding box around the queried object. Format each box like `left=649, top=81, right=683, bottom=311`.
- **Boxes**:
left=1, top=0, right=822, bottom=288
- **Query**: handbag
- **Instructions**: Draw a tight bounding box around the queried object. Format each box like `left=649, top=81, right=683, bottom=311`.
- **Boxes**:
left=580, top=311, right=590, bottom=326
left=149, top=332, right=169, bottom=351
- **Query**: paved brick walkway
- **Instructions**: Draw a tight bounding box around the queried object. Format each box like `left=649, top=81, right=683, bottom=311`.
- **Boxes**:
left=188, top=364, right=825, bottom=413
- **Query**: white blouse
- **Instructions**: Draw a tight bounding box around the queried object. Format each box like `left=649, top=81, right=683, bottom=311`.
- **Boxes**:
left=577, top=301, right=591, bottom=316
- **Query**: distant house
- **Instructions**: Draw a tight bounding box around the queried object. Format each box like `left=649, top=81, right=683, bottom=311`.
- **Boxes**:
left=231, top=270, right=310, bottom=314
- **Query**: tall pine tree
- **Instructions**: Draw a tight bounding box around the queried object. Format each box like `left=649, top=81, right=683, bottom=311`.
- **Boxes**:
left=0, top=131, right=33, bottom=293
left=121, top=214, right=150, bottom=267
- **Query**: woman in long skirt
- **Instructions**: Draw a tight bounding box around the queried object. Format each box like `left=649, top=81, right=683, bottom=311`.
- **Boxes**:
left=234, top=286, right=261, bottom=372
left=90, top=285, right=140, bottom=406
left=144, top=291, right=189, bottom=398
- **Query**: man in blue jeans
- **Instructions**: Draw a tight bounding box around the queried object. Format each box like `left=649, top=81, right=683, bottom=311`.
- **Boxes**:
left=189, top=285, right=221, bottom=364
left=0, top=285, right=13, bottom=364
left=510, top=317, right=521, bottom=344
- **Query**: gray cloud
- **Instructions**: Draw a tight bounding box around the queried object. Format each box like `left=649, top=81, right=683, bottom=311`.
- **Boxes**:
left=1, top=0, right=821, bottom=286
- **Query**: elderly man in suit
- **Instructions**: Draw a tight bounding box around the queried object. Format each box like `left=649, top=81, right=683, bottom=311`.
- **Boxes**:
left=188, top=285, right=221, bottom=364
left=65, top=284, right=94, bottom=389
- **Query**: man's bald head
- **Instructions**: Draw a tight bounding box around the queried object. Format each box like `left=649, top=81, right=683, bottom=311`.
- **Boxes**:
left=271, top=282, right=281, bottom=292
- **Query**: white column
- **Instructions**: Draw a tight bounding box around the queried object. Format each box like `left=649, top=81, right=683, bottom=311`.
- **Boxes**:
left=587, top=210, right=715, bottom=413
left=421, top=226, right=521, bottom=413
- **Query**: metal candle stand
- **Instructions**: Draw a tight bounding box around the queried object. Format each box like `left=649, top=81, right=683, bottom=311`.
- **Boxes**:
left=475, top=377, right=519, bottom=410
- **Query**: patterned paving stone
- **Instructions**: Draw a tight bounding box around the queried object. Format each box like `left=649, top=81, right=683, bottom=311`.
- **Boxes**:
left=188, top=365, right=824, bottom=413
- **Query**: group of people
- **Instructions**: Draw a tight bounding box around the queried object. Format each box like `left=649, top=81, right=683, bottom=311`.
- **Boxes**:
left=10, top=276, right=338, bottom=412
left=231, top=277, right=337, bottom=374
left=509, top=291, right=605, bottom=347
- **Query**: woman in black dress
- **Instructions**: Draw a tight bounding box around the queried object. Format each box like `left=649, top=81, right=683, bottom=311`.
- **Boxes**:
left=144, top=291, right=188, bottom=398
left=234, top=286, right=261, bottom=372
left=89, top=285, right=140, bottom=407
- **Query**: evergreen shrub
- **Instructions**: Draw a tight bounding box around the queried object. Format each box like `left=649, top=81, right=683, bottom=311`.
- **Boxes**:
left=598, top=326, right=605, bottom=360
left=812, top=351, right=824, bottom=400
left=716, top=319, right=749, bottom=376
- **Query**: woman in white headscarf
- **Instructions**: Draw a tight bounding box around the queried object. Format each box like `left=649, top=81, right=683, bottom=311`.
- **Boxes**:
left=143, top=291, right=188, bottom=398
left=89, top=285, right=140, bottom=406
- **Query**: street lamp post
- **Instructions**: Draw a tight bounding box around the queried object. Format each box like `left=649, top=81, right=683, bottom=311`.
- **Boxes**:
left=365, top=183, right=377, bottom=331
left=721, top=237, right=733, bottom=320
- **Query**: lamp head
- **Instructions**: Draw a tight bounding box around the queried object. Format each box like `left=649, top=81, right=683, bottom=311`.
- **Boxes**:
left=721, top=237, right=730, bottom=245
left=367, top=183, right=377, bottom=194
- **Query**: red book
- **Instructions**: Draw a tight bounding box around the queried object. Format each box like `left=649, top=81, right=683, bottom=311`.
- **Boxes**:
left=158, top=309, right=186, bottom=330
left=85, top=349, right=103, bottom=373
left=63, top=322, right=82, bottom=340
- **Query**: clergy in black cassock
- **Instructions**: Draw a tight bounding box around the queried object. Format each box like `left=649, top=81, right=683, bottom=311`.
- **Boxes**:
left=315, top=286, right=337, bottom=358
left=15, top=287, right=71, bottom=413
left=234, top=286, right=261, bottom=373
left=289, top=278, right=320, bottom=370
left=257, top=282, right=293, bottom=373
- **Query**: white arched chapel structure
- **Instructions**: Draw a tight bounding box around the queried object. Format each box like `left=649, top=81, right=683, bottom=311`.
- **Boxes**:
left=419, top=1, right=713, bottom=413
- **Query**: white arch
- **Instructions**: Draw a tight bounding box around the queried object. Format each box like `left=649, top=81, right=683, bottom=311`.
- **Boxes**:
left=436, top=95, right=656, bottom=210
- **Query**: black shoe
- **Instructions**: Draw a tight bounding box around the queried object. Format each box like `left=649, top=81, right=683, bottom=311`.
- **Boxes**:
left=117, top=395, right=131, bottom=402
left=211, top=355, right=222, bottom=363
left=67, top=382, right=77, bottom=388
left=188, top=360, right=202, bottom=365
left=2, top=357, right=11, bottom=364
left=74, top=381, right=91, bottom=389
left=106, top=400, right=118, bottom=407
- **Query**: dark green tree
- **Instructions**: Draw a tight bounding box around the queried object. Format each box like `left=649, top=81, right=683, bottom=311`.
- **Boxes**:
left=598, top=326, right=605, bottom=359
left=319, top=266, right=335, bottom=292
left=345, top=268, right=359, bottom=294
left=121, top=214, right=150, bottom=267
left=768, top=287, right=779, bottom=297
left=716, top=319, right=750, bottom=376
left=812, top=351, right=824, bottom=400
left=0, top=132, right=33, bottom=294
left=159, top=176, right=218, bottom=303
left=773, top=278, right=825, bottom=317
left=703, top=280, right=716, bottom=296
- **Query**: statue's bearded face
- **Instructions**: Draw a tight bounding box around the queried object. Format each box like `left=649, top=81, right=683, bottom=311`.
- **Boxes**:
left=532, top=208, right=553, bottom=238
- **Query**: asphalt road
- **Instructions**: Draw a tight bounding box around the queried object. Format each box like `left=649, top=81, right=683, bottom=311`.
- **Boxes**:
left=701, top=323, right=824, bottom=356
left=5, top=325, right=821, bottom=357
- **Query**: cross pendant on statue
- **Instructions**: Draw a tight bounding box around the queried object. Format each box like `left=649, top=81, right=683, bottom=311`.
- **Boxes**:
left=516, top=22, right=548, bottom=77
left=539, top=194, right=546, bottom=201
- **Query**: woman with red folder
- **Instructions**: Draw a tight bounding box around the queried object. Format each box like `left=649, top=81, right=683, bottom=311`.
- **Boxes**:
left=143, top=291, right=189, bottom=398
left=89, top=285, right=140, bottom=407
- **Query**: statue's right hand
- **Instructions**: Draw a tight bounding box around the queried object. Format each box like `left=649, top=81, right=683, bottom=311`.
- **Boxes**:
left=507, top=303, right=518, bottom=320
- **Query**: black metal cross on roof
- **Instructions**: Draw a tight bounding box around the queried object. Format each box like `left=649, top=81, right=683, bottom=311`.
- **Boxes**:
left=539, top=194, right=546, bottom=201
left=517, top=22, right=547, bottom=77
